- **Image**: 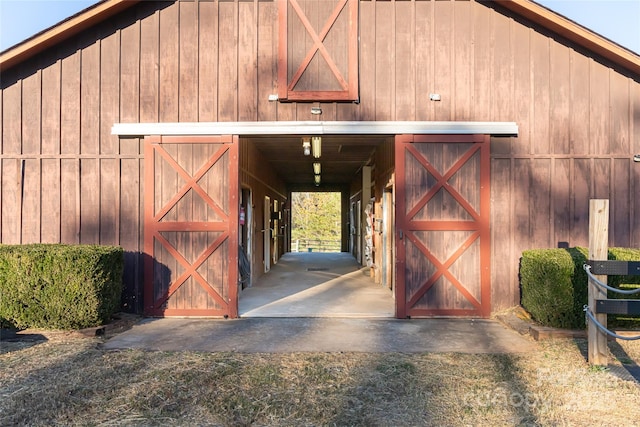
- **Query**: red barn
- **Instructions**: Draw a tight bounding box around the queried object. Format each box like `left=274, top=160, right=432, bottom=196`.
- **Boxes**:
left=1, top=0, right=638, bottom=318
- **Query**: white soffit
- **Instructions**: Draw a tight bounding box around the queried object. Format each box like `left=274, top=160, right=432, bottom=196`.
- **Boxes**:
left=112, top=121, right=518, bottom=137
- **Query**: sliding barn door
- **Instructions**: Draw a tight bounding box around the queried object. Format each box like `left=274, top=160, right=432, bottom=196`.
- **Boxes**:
left=395, top=135, right=491, bottom=318
left=144, top=135, right=239, bottom=317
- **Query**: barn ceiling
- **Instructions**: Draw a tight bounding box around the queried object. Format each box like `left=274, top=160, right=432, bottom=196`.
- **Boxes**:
left=248, top=135, right=389, bottom=189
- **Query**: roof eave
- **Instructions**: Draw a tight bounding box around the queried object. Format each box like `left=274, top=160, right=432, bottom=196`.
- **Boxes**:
left=493, top=0, right=640, bottom=76
left=0, top=0, right=141, bottom=73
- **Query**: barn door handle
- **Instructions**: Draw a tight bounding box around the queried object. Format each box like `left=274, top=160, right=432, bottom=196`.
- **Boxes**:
left=399, top=230, right=403, bottom=240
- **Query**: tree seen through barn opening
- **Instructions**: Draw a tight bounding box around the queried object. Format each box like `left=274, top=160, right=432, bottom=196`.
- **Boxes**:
left=291, top=192, right=341, bottom=253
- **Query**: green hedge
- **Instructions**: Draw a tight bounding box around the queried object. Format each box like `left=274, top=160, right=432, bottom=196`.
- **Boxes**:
left=520, top=247, right=640, bottom=329
left=0, top=244, right=123, bottom=330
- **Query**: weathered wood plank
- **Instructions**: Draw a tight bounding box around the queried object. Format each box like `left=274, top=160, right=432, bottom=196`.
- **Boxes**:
left=179, top=0, right=198, bottom=123
left=100, top=28, right=120, bottom=155
left=42, top=61, right=61, bottom=156
left=80, top=158, right=100, bottom=244
left=570, top=50, right=590, bottom=155
left=414, top=0, right=432, bottom=121
left=1, top=159, right=20, bottom=244
left=491, top=158, right=514, bottom=309
left=198, top=0, right=218, bottom=122
left=21, top=159, right=41, bottom=244
left=81, top=40, right=100, bottom=155
left=531, top=32, right=550, bottom=155
left=395, top=0, right=414, bottom=121
left=610, top=72, right=630, bottom=155
left=590, top=62, right=610, bottom=156
left=257, top=0, right=276, bottom=121
left=159, top=1, right=179, bottom=122
left=3, top=82, right=22, bottom=156
left=571, top=158, right=592, bottom=246
left=612, top=158, right=630, bottom=247
left=61, top=52, right=80, bottom=155
left=549, top=41, right=570, bottom=154
left=512, top=19, right=531, bottom=155
left=120, top=16, right=140, bottom=123
left=219, top=1, right=238, bottom=121
left=61, top=159, right=79, bottom=243
left=453, top=0, right=472, bottom=121
left=41, top=159, right=61, bottom=243
left=100, top=159, right=118, bottom=245
left=513, top=158, right=530, bottom=256
left=472, top=1, right=492, bottom=122
left=140, top=8, right=159, bottom=122
left=22, top=72, right=41, bottom=155
left=553, top=158, right=571, bottom=246
left=375, top=0, right=393, bottom=121
left=239, top=1, right=257, bottom=121
left=491, top=10, right=513, bottom=122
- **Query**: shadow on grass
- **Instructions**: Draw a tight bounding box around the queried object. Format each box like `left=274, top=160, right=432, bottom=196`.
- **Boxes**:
left=0, top=329, right=48, bottom=354
left=608, top=340, right=640, bottom=383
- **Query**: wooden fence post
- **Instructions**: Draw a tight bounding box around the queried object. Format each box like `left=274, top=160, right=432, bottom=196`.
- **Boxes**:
left=588, top=199, right=609, bottom=365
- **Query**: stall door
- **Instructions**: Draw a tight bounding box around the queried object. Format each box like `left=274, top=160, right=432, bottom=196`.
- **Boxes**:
left=395, top=134, right=490, bottom=318
left=144, top=135, right=239, bottom=317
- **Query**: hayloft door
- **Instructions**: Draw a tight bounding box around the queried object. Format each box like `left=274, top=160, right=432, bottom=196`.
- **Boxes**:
left=278, top=0, right=359, bottom=101
left=144, top=135, right=239, bottom=318
left=395, top=135, right=491, bottom=318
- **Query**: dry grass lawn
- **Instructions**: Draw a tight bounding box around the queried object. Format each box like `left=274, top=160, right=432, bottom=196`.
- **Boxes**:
left=1, top=320, right=640, bottom=426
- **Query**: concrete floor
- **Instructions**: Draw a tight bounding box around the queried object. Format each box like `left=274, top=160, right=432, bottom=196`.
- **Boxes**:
left=102, top=252, right=538, bottom=353
left=238, top=252, right=395, bottom=318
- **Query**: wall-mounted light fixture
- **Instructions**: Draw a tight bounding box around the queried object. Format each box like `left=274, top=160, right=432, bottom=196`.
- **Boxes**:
left=311, top=107, right=322, bottom=115
left=314, top=174, right=321, bottom=186
left=302, top=138, right=311, bottom=156
left=634, top=154, right=640, bottom=163
left=429, top=93, right=441, bottom=101
left=312, top=136, right=321, bottom=158
left=313, top=162, right=321, bottom=175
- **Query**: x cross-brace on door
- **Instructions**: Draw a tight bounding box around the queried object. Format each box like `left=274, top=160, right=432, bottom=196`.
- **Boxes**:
left=144, top=135, right=239, bottom=317
left=395, top=134, right=491, bottom=318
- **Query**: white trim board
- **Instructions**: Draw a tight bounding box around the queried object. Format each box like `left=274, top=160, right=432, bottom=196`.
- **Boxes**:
left=112, top=121, right=518, bottom=137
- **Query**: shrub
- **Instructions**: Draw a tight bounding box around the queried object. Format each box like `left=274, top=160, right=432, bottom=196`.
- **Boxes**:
left=0, top=244, right=123, bottom=330
left=520, top=248, right=587, bottom=329
left=520, top=247, right=640, bottom=329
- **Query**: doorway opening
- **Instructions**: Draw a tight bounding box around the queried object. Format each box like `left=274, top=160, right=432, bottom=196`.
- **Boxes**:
left=291, top=192, right=341, bottom=253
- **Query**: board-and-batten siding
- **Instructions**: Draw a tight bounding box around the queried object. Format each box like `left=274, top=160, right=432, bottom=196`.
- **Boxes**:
left=1, top=0, right=639, bottom=313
